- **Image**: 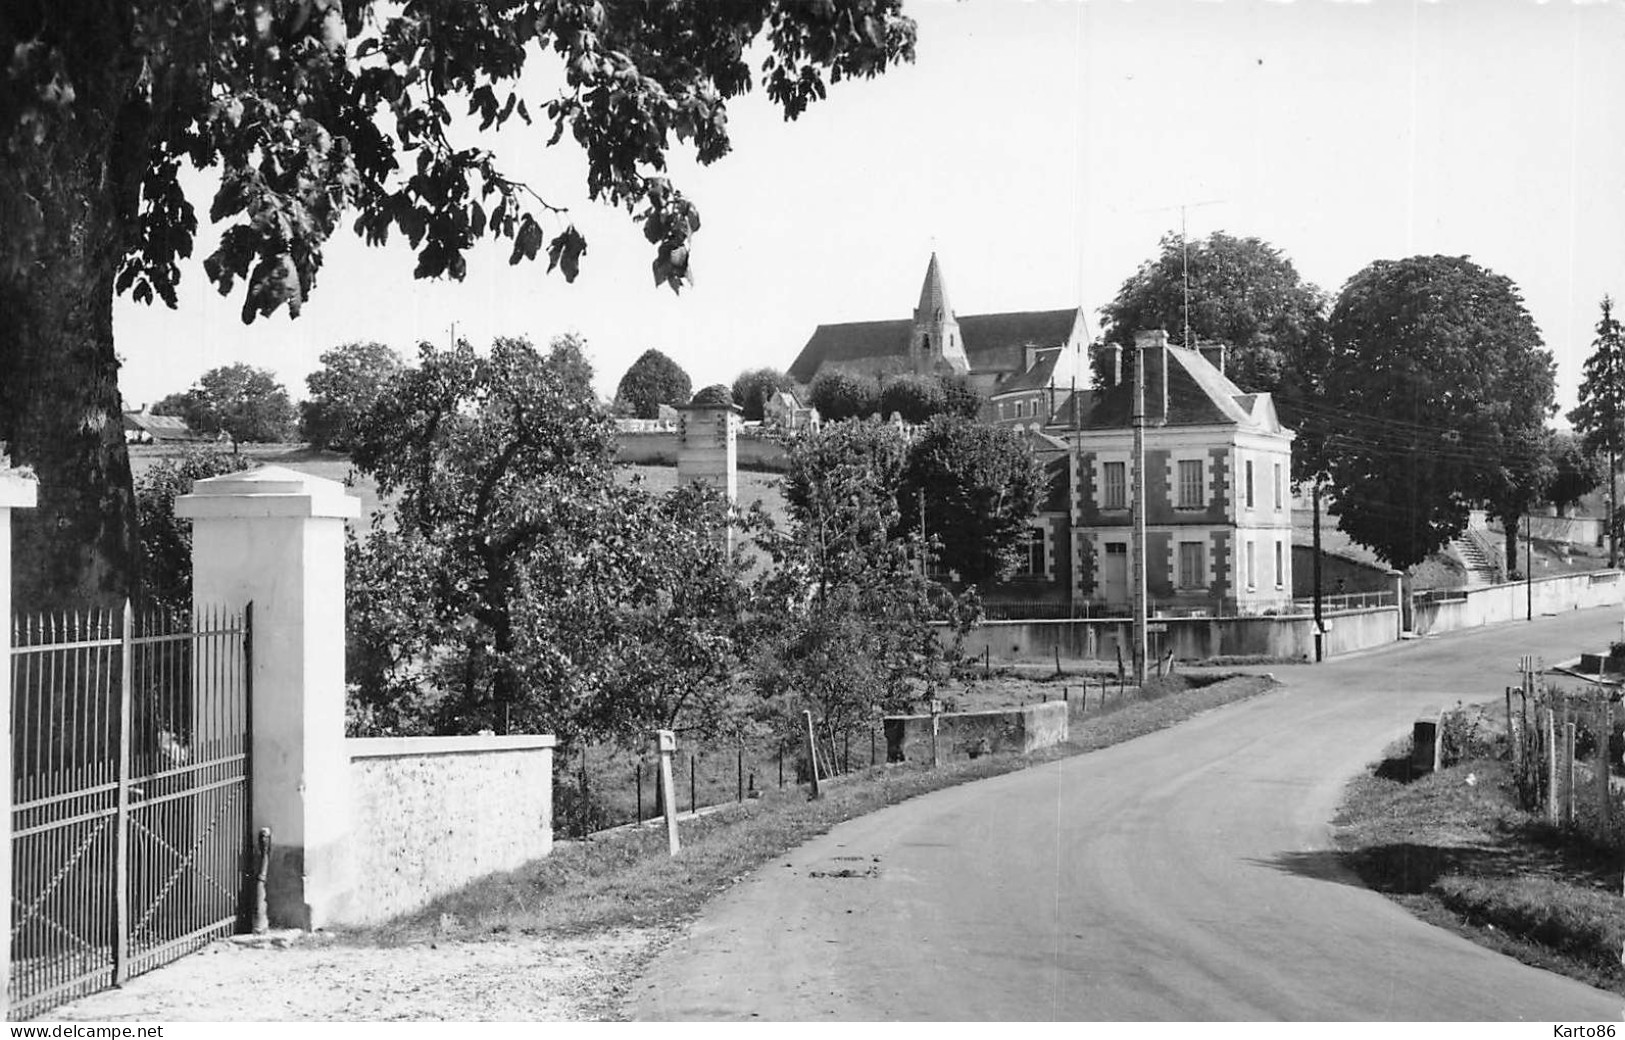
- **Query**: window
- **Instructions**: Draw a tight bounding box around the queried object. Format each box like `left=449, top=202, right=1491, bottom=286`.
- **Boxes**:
left=1245, top=459, right=1255, bottom=509
left=1103, top=462, right=1126, bottom=509
left=1177, top=460, right=1203, bottom=509
left=1017, top=528, right=1046, bottom=577
left=1178, top=541, right=1205, bottom=590
left=1273, top=463, right=1283, bottom=511
left=1274, top=540, right=1284, bottom=588
left=1245, top=540, right=1256, bottom=589
left=1015, top=400, right=1027, bottom=418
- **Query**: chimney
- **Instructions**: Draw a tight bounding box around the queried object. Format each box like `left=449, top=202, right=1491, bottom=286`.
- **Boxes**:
left=1104, top=343, right=1123, bottom=386
left=1197, top=341, right=1228, bottom=377
left=1134, top=329, right=1170, bottom=422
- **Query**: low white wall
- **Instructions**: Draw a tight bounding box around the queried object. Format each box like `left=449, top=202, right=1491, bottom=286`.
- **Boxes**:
left=340, top=734, right=555, bottom=926
left=1411, top=570, right=1624, bottom=637
left=950, top=606, right=1399, bottom=664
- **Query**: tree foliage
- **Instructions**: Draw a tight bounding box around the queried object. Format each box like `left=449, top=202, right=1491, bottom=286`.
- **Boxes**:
left=761, top=419, right=975, bottom=736
left=898, top=416, right=1046, bottom=585
left=938, top=372, right=984, bottom=420
left=1545, top=430, right=1603, bottom=517
left=1569, top=297, right=1625, bottom=564
left=614, top=348, right=692, bottom=419
left=879, top=374, right=946, bottom=423
left=133, top=449, right=253, bottom=615
left=731, top=367, right=796, bottom=422
left=1097, top=231, right=1329, bottom=397
left=171, top=363, right=296, bottom=446
left=1322, top=255, right=1555, bottom=570
left=808, top=369, right=879, bottom=421
left=300, top=340, right=406, bottom=452
left=0, top=0, right=916, bottom=610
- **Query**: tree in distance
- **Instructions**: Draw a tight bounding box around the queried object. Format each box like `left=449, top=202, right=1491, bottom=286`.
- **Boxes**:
left=731, top=367, right=797, bottom=422
left=898, top=416, right=1045, bottom=585
left=1097, top=230, right=1328, bottom=427
left=808, top=370, right=880, bottom=422
left=0, top=1, right=917, bottom=611
left=300, top=341, right=407, bottom=453
left=1322, top=255, right=1555, bottom=571
left=615, top=349, right=692, bottom=419
left=879, top=374, right=947, bottom=424
left=163, top=363, right=297, bottom=449
left=1543, top=430, right=1603, bottom=519
left=1568, top=296, right=1625, bottom=566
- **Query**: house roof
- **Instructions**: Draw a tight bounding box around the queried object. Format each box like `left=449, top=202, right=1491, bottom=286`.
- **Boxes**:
left=990, top=348, right=1061, bottom=395
left=123, top=411, right=208, bottom=441
left=1075, top=343, right=1289, bottom=434
left=788, top=308, right=1082, bottom=383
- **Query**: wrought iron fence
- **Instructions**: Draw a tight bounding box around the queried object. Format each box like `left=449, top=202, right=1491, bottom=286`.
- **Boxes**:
left=9, top=603, right=251, bottom=1020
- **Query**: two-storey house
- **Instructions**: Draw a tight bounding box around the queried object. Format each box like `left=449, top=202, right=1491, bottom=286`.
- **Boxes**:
left=1068, top=330, right=1294, bottom=616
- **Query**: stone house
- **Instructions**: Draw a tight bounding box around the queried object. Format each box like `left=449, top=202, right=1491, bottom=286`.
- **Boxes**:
left=980, top=330, right=1294, bottom=618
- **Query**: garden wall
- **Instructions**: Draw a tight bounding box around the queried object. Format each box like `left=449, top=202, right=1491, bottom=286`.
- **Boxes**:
left=342, top=734, right=556, bottom=926
left=1411, top=570, right=1624, bottom=638
left=615, top=430, right=788, bottom=470
left=949, top=606, right=1399, bottom=664
left=884, top=701, right=1068, bottom=764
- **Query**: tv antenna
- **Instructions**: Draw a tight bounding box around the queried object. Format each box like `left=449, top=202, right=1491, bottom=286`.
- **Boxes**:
left=1137, top=198, right=1226, bottom=348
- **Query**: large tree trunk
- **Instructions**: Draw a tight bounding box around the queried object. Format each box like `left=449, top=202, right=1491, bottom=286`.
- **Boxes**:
left=0, top=8, right=144, bottom=614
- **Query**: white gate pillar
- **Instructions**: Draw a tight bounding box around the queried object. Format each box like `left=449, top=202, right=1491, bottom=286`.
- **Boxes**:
left=177, top=467, right=359, bottom=929
left=0, top=466, right=39, bottom=994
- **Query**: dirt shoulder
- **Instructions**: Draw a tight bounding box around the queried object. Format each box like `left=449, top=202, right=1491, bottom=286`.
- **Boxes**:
left=47, top=928, right=670, bottom=1022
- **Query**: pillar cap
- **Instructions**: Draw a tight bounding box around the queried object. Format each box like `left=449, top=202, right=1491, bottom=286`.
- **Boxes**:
left=176, top=465, right=361, bottom=520
left=0, top=467, right=38, bottom=510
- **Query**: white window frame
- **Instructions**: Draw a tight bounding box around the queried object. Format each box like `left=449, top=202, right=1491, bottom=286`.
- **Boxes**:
left=1102, top=461, right=1127, bottom=510
left=1245, top=540, right=1256, bottom=590
left=1273, top=462, right=1283, bottom=511
left=1274, top=539, right=1284, bottom=589
left=1176, top=458, right=1204, bottom=510
left=1017, top=526, right=1047, bottom=578
left=1245, top=458, right=1255, bottom=510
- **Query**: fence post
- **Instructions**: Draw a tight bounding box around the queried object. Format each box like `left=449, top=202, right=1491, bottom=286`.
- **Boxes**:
left=0, top=467, right=39, bottom=996
left=1599, top=702, right=1614, bottom=840
left=1564, top=719, right=1577, bottom=826
left=178, top=468, right=361, bottom=930
left=803, top=711, right=821, bottom=799
left=1546, top=706, right=1560, bottom=824
left=656, top=731, right=680, bottom=855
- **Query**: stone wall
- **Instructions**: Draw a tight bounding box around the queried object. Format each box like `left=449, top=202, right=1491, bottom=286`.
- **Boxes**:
left=884, top=701, right=1068, bottom=764
left=342, top=735, right=555, bottom=926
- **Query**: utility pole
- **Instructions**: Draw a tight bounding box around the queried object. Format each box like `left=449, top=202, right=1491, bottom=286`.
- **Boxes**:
left=1526, top=513, right=1533, bottom=621
left=1312, top=480, right=1324, bottom=662
left=1130, top=335, right=1149, bottom=684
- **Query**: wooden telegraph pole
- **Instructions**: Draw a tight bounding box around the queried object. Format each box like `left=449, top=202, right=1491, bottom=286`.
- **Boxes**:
left=1130, top=333, right=1150, bottom=685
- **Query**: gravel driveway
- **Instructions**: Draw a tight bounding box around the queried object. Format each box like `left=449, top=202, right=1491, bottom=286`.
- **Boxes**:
left=41, top=928, right=666, bottom=1022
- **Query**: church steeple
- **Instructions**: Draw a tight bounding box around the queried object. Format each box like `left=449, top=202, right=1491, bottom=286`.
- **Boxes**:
left=910, top=252, right=968, bottom=375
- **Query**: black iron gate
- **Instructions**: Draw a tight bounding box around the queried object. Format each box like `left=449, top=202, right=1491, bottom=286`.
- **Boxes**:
left=9, top=603, right=251, bottom=1020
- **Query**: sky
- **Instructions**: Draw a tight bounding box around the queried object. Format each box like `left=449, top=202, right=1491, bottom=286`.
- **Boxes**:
left=114, top=0, right=1625, bottom=417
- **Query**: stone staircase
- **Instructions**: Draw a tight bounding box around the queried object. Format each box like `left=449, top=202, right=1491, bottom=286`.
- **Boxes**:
left=1450, top=531, right=1503, bottom=587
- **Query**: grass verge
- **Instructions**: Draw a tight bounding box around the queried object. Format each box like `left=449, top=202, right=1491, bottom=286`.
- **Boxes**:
left=1333, top=747, right=1625, bottom=994
left=349, top=672, right=1277, bottom=948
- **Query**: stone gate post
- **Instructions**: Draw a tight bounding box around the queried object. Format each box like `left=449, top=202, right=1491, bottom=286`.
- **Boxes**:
left=0, top=466, right=39, bottom=991
left=176, top=467, right=359, bottom=929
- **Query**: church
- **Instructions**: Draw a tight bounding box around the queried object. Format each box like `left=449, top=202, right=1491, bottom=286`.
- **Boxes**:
left=786, top=253, right=1092, bottom=413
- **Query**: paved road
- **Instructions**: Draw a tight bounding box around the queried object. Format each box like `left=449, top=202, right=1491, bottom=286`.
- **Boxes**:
left=633, top=609, right=1625, bottom=1021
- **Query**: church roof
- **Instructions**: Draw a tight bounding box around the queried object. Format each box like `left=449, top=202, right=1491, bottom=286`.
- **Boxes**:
left=915, top=252, right=952, bottom=320
left=788, top=308, right=1081, bottom=383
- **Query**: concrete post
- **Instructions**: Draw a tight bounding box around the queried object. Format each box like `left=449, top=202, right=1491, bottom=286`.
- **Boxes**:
left=1390, top=569, right=1405, bottom=639
left=656, top=730, right=679, bottom=856
left=176, top=466, right=360, bottom=929
left=0, top=466, right=39, bottom=994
